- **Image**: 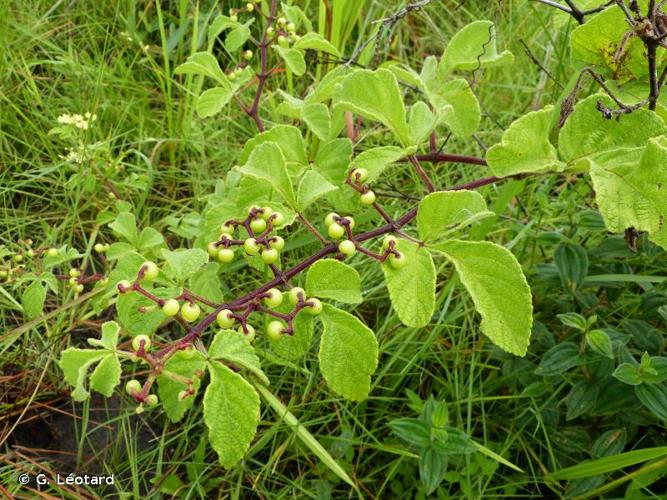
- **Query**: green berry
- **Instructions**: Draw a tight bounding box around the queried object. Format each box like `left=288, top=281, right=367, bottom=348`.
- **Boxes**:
left=360, top=190, right=376, bottom=205
left=217, top=247, right=235, bottom=263
left=13, top=254, right=23, bottom=263
left=271, top=211, right=285, bottom=227
left=243, top=49, right=253, bottom=60
left=145, top=394, right=159, bottom=406
left=288, top=287, right=305, bottom=305
left=230, top=14, right=238, bottom=22
left=260, top=206, right=273, bottom=220
left=216, top=309, right=236, bottom=328
left=238, top=324, right=256, bottom=340
left=389, top=252, right=407, bottom=269
left=338, top=240, right=356, bottom=256
left=325, top=212, right=339, bottom=227
left=94, top=243, right=106, bottom=253
left=277, top=35, right=288, bottom=47
left=27, top=249, right=35, bottom=258
left=69, top=268, right=80, bottom=278
left=162, top=299, right=180, bottom=317
left=263, top=288, right=283, bottom=308
left=286, top=22, right=296, bottom=32
left=207, top=242, right=219, bottom=257
left=305, top=298, right=323, bottom=315
left=261, top=248, right=279, bottom=264
left=243, top=238, right=259, bottom=255
left=267, top=320, right=285, bottom=340
left=125, top=379, right=142, bottom=395
left=351, top=168, right=369, bottom=183
left=277, top=16, right=286, bottom=26
left=69, top=276, right=78, bottom=286
left=47, top=248, right=59, bottom=257
left=267, top=26, right=275, bottom=36
left=181, top=302, right=201, bottom=323
left=382, top=235, right=398, bottom=250
left=328, top=222, right=345, bottom=239
left=344, top=216, right=355, bottom=229
left=141, top=261, right=159, bottom=281
left=0, top=271, right=7, bottom=279
left=250, top=218, right=267, bottom=233
left=132, top=334, right=152, bottom=352
left=270, top=236, right=285, bottom=251
left=220, top=223, right=235, bottom=235
left=74, top=284, right=84, bottom=293
left=117, top=280, right=132, bottom=293
left=246, top=2, right=254, bottom=12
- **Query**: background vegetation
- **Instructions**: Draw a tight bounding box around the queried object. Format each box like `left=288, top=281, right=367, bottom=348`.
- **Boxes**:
left=1, top=0, right=666, bottom=498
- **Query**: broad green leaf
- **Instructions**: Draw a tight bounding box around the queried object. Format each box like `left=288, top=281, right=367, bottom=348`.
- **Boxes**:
left=420, top=447, right=448, bottom=495
left=383, top=62, right=423, bottom=88
left=635, top=383, right=667, bottom=421
left=306, top=259, right=362, bottom=304
left=486, top=106, right=564, bottom=177
left=161, top=248, right=209, bottom=283
left=174, top=52, right=226, bottom=85
left=436, top=79, right=482, bottom=137
left=417, top=190, right=494, bottom=241
left=196, top=86, right=234, bottom=118
left=336, top=69, right=410, bottom=146
left=58, top=349, right=107, bottom=401
left=225, top=21, right=252, bottom=52
left=349, top=146, right=405, bottom=183
left=88, top=354, right=121, bottom=397
left=281, top=2, right=313, bottom=32
left=188, top=263, right=223, bottom=307
left=293, top=32, right=340, bottom=57
left=559, top=94, right=667, bottom=167
left=306, top=65, right=352, bottom=104
left=318, top=305, right=378, bottom=401
left=297, top=169, right=338, bottom=211
left=586, top=329, right=614, bottom=359
left=550, top=447, right=667, bottom=480
left=109, top=212, right=138, bottom=245
left=314, top=138, right=353, bottom=185
left=237, top=142, right=297, bottom=207
left=433, top=240, right=533, bottom=356
left=274, top=46, right=306, bottom=75
left=535, top=342, right=583, bottom=376
left=383, top=240, right=436, bottom=328
left=239, top=125, right=308, bottom=167
left=269, top=309, right=314, bottom=360
left=612, top=363, right=642, bottom=385
left=276, top=89, right=304, bottom=118
left=439, top=20, right=513, bottom=76
left=137, top=227, right=164, bottom=251
left=302, top=102, right=331, bottom=141
left=22, top=281, right=45, bottom=320
left=209, top=329, right=269, bottom=385
left=157, top=350, right=206, bottom=423
left=589, top=138, right=667, bottom=250
left=565, top=381, right=598, bottom=421
left=204, top=361, right=260, bottom=467
left=87, top=321, right=120, bottom=350
left=116, top=290, right=167, bottom=337
left=408, top=101, right=436, bottom=146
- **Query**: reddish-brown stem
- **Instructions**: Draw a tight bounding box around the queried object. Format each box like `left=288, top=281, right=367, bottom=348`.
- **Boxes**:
left=414, top=152, right=488, bottom=166
left=407, top=155, right=435, bottom=192
left=298, top=213, right=328, bottom=244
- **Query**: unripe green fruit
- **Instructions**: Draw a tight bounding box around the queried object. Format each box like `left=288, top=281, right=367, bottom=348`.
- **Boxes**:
left=27, top=249, right=35, bottom=258
left=230, top=14, right=238, bottom=22
left=338, top=240, right=356, bottom=256
left=277, top=16, right=286, bottom=26
left=325, top=212, right=339, bottom=227
left=141, top=261, right=159, bottom=281
left=271, top=211, right=285, bottom=227
left=351, top=168, right=369, bottom=183
left=328, top=222, right=345, bottom=239
left=243, top=49, right=253, bottom=60
left=132, top=334, right=152, bottom=352
left=0, top=271, right=7, bottom=279
left=220, top=223, right=235, bottom=235
left=207, top=242, right=219, bottom=257
left=47, top=248, right=59, bottom=257
left=261, top=248, right=279, bottom=264
left=162, top=298, right=180, bottom=317
left=344, top=216, right=355, bottom=229
left=250, top=218, right=267, bottom=233
left=244, top=238, right=259, bottom=255
left=74, top=284, right=84, bottom=293
left=277, top=35, right=288, bottom=47
left=69, top=268, right=80, bottom=278
left=13, top=254, right=23, bottom=263
left=267, top=320, right=285, bottom=340
left=382, top=235, right=397, bottom=249
left=288, top=287, right=305, bottom=305
left=216, top=309, right=236, bottom=328
left=267, top=26, right=275, bottom=35
left=145, top=394, right=159, bottom=406
left=117, top=280, right=132, bottom=293
left=125, top=379, right=142, bottom=395
left=239, top=324, right=256, bottom=340
left=217, top=247, right=235, bottom=263
left=263, top=288, right=283, bottom=308
left=260, top=206, right=273, bottom=220
left=286, top=22, right=296, bottom=32
left=360, top=190, right=376, bottom=205
left=270, top=236, right=285, bottom=251
left=181, top=302, right=201, bottom=323
left=94, top=243, right=106, bottom=253
left=69, top=276, right=78, bottom=286
left=305, top=298, right=323, bottom=315
left=246, top=2, right=254, bottom=12
left=389, top=252, right=407, bottom=269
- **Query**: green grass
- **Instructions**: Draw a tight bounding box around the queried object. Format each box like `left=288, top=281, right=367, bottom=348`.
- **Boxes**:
left=2, top=1, right=667, bottom=498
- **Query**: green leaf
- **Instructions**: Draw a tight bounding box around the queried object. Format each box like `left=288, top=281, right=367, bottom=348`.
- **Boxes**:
left=137, top=227, right=164, bottom=251
left=208, top=329, right=269, bottom=385
left=204, top=360, right=260, bottom=467
left=588, top=137, right=667, bottom=251
left=161, top=248, right=209, bottom=283
left=550, top=447, right=667, bottom=480
left=108, top=212, right=138, bottom=245
left=535, top=342, right=583, bottom=376
left=22, top=281, right=45, bottom=320
left=174, top=52, right=226, bottom=85
left=306, top=259, right=362, bottom=304
left=408, top=101, right=436, bottom=146
left=88, top=354, right=121, bottom=397
left=417, top=190, right=494, bottom=241
left=269, top=309, right=314, bottom=360
left=336, top=69, right=410, bottom=146
left=280, top=3, right=313, bottom=32
left=613, top=363, right=642, bottom=386
left=88, top=321, right=120, bottom=350
left=318, top=305, right=378, bottom=401
left=188, top=263, right=223, bottom=307
left=433, top=240, right=533, bottom=356
left=586, top=329, right=614, bottom=359
left=237, top=142, right=297, bottom=207
left=239, top=125, right=308, bottom=168
left=565, top=381, right=599, bottom=421
left=274, top=46, right=306, bottom=75
left=383, top=240, right=436, bottom=328
left=486, top=106, right=564, bottom=177
left=559, top=94, right=667, bottom=167
left=297, top=169, right=338, bottom=211
left=420, top=447, right=448, bottom=495
left=225, top=22, right=252, bottom=52
left=301, top=102, right=331, bottom=141
left=348, top=146, right=405, bottom=183
left=196, top=86, right=234, bottom=118
left=389, top=418, right=432, bottom=448
left=293, top=32, right=340, bottom=57
left=635, top=383, right=667, bottom=421
left=439, top=20, right=513, bottom=76
left=314, top=138, right=353, bottom=185
left=58, top=349, right=107, bottom=401
left=116, top=290, right=167, bottom=337
left=157, top=350, right=206, bottom=423
left=555, top=244, right=589, bottom=291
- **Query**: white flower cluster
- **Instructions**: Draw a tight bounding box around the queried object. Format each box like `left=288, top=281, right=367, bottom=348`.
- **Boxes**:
left=61, top=147, right=84, bottom=163
left=57, top=112, right=97, bottom=130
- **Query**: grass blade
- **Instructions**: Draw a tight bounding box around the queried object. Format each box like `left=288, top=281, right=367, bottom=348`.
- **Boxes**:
left=549, top=447, right=667, bottom=480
